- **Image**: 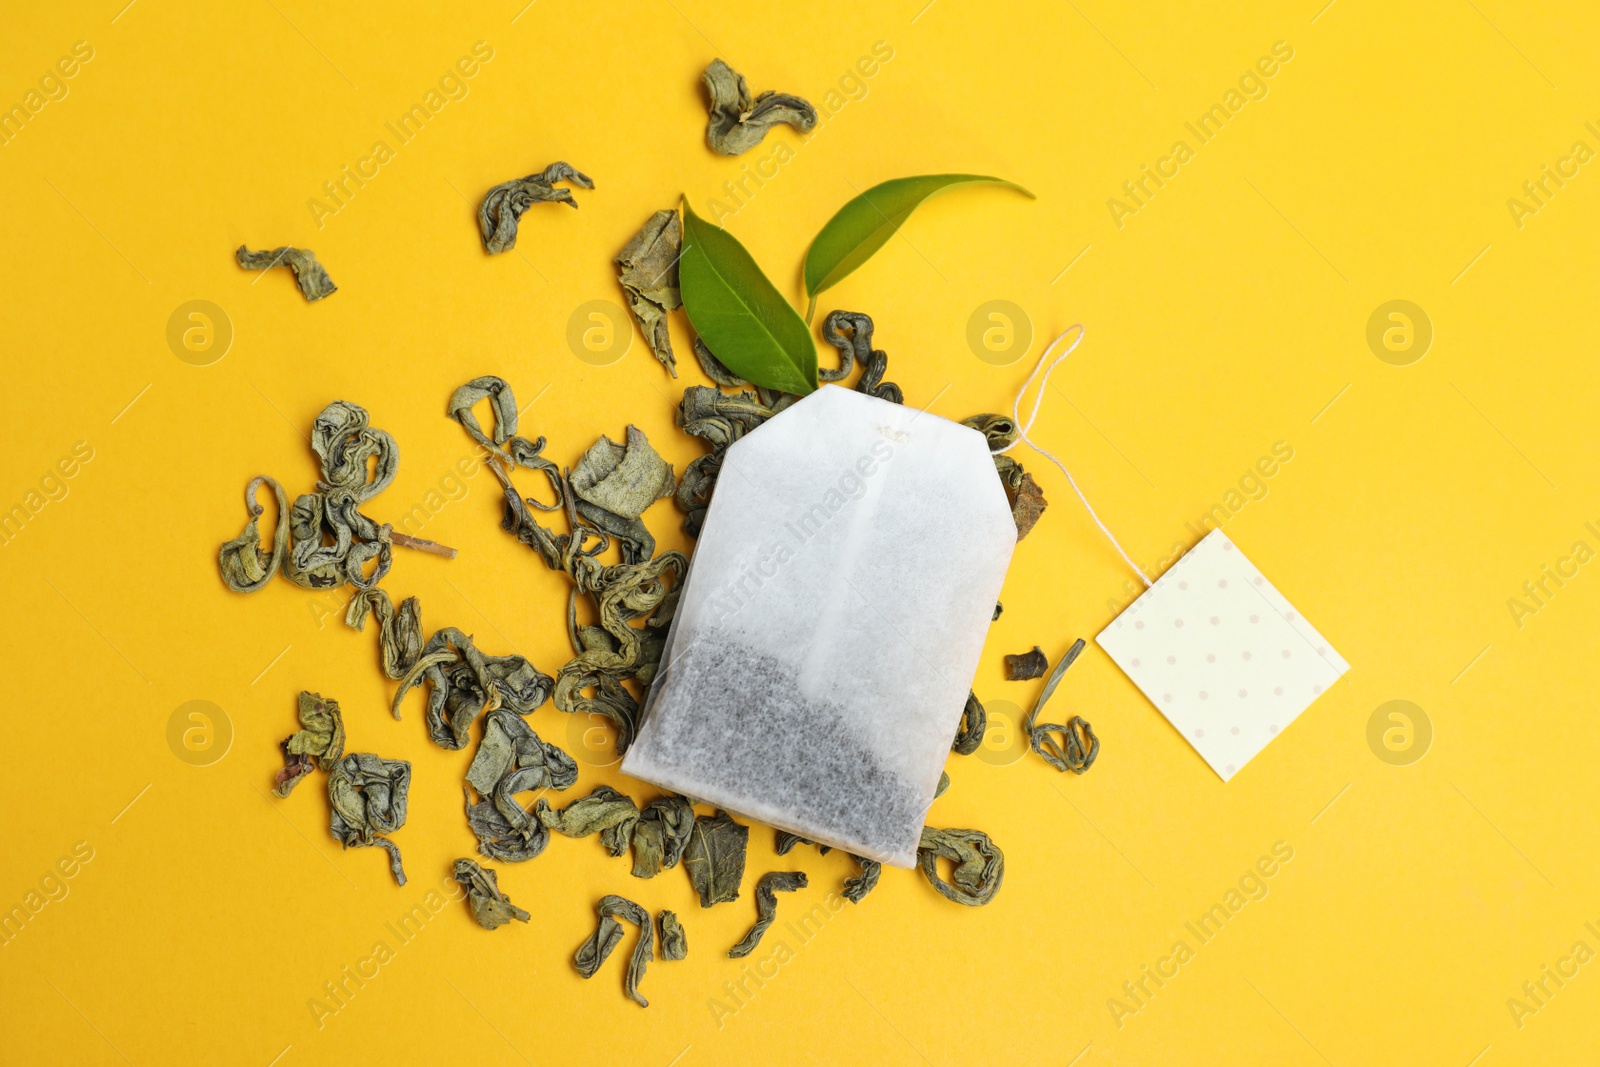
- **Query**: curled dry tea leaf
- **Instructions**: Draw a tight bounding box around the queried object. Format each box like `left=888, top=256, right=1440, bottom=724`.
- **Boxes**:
left=328, top=753, right=411, bottom=886
left=827, top=311, right=903, bottom=404
left=962, top=413, right=1048, bottom=540
left=802, top=176, right=1033, bottom=321
left=392, top=626, right=554, bottom=750
left=728, top=871, right=807, bottom=958
left=679, top=199, right=816, bottom=396
left=692, top=336, right=747, bottom=388
left=993, top=601, right=1004, bottom=621
left=236, top=244, right=337, bottom=301
left=675, top=386, right=774, bottom=536
left=478, top=161, right=592, bottom=254
left=464, top=707, right=578, bottom=862
left=631, top=796, right=696, bottom=879
left=774, top=831, right=825, bottom=856
left=1005, top=646, right=1049, bottom=681
left=842, top=857, right=881, bottom=904
left=1025, top=638, right=1099, bottom=774
left=683, top=810, right=748, bottom=908
left=936, top=771, right=950, bottom=798
left=453, top=858, right=530, bottom=930
left=535, top=785, right=640, bottom=857
left=616, top=210, right=682, bottom=376
left=917, top=826, right=1004, bottom=906
left=345, top=589, right=424, bottom=680
left=570, top=427, right=676, bottom=564
left=574, top=894, right=653, bottom=1007
left=951, top=691, right=986, bottom=755
left=657, top=911, right=687, bottom=960
left=702, top=59, right=817, bottom=156
left=274, top=691, right=346, bottom=797
left=219, top=476, right=289, bottom=592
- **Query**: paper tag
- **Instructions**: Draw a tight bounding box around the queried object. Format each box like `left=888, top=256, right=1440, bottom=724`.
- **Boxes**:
left=1096, top=530, right=1349, bottom=781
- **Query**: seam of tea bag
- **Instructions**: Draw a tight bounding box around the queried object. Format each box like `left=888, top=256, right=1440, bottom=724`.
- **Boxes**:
left=997, top=325, right=1152, bottom=589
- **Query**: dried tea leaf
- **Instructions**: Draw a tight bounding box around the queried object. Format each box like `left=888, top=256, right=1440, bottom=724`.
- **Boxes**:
left=535, top=785, right=640, bottom=857
left=963, top=414, right=1049, bottom=540
left=825, top=311, right=903, bottom=404
left=616, top=210, right=682, bottom=376
left=574, top=894, right=653, bottom=1007
left=936, top=771, right=950, bottom=798
left=392, top=627, right=553, bottom=750
left=570, top=427, right=675, bottom=564
left=274, top=690, right=346, bottom=797
left=1005, top=646, right=1049, bottom=681
left=463, top=707, right=578, bottom=862
left=657, top=911, right=687, bottom=960
left=683, top=810, right=748, bottom=908
left=1010, top=471, right=1047, bottom=540
left=692, top=336, right=747, bottom=388
left=841, top=857, right=881, bottom=904
left=452, top=858, right=529, bottom=930
left=219, top=476, right=289, bottom=592
left=727, top=871, right=807, bottom=958
left=675, top=386, right=773, bottom=536
left=631, top=796, right=696, bottom=879
left=236, top=244, right=337, bottom=301
left=993, top=601, right=1004, bottom=621
left=328, top=753, right=411, bottom=886
left=478, top=162, right=593, bottom=254
left=917, top=826, right=1004, bottom=906
left=702, top=59, right=817, bottom=156
left=951, top=690, right=986, bottom=755
left=1025, top=638, right=1099, bottom=773
left=345, top=589, right=424, bottom=680
left=774, top=830, right=825, bottom=856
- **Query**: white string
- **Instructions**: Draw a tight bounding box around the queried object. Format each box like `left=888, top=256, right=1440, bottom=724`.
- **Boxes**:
left=996, top=324, right=1152, bottom=588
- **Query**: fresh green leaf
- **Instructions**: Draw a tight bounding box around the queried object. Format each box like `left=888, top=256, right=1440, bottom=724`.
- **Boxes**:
left=679, top=199, right=817, bottom=395
left=802, top=175, right=1034, bottom=320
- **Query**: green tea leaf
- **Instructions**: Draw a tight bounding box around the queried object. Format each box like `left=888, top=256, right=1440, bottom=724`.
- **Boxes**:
left=950, top=690, right=985, bottom=755
left=328, top=753, right=411, bottom=886
left=683, top=810, right=748, bottom=907
left=478, top=162, right=592, bottom=254
left=452, top=858, right=530, bottom=930
left=535, top=784, right=640, bottom=857
left=236, top=245, right=337, bottom=301
left=678, top=199, right=816, bottom=396
left=1025, top=638, right=1100, bottom=774
left=702, top=59, right=817, bottom=156
left=657, top=911, right=687, bottom=960
left=631, top=796, right=696, bottom=879
left=574, top=894, right=653, bottom=1007
left=273, top=691, right=346, bottom=797
left=917, top=826, right=1004, bottom=906
left=803, top=176, right=1034, bottom=320
left=727, top=871, right=806, bottom=958
left=1004, top=646, right=1048, bottom=681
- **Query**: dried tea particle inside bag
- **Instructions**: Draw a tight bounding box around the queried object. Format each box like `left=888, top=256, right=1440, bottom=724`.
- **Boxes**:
left=624, top=387, right=1016, bottom=867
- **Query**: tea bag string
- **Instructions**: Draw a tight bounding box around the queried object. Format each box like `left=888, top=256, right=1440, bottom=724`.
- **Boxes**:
left=996, top=324, right=1152, bottom=589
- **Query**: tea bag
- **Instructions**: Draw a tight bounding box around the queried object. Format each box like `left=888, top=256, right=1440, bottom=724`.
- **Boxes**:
left=622, top=386, right=1015, bottom=867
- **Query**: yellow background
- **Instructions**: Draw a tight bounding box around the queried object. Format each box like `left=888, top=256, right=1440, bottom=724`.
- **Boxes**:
left=1, top=1, right=1595, bottom=1063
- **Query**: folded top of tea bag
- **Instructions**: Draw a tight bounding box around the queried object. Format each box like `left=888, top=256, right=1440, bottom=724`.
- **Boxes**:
left=623, top=386, right=1016, bottom=867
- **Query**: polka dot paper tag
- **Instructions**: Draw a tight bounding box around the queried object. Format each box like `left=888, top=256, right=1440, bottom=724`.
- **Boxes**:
left=1096, top=530, right=1349, bottom=781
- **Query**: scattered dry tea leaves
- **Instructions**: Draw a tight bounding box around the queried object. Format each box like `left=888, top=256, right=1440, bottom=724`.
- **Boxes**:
left=616, top=209, right=682, bottom=376
left=328, top=753, right=411, bottom=886
left=453, top=858, right=529, bottom=930
left=574, top=894, right=653, bottom=1007
left=236, top=244, right=337, bottom=301
left=684, top=810, right=748, bottom=908
left=1005, top=646, right=1048, bottom=681
left=478, top=162, right=592, bottom=254
left=917, top=826, right=1004, bottom=906
left=1025, top=638, right=1099, bottom=774
left=273, top=691, right=345, bottom=798
left=728, top=872, right=807, bottom=958
left=702, top=59, right=816, bottom=156
left=657, top=911, right=687, bottom=960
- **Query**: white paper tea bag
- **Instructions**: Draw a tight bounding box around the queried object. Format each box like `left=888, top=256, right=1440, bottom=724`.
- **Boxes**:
left=622, top=386, right=1016, bottom=867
